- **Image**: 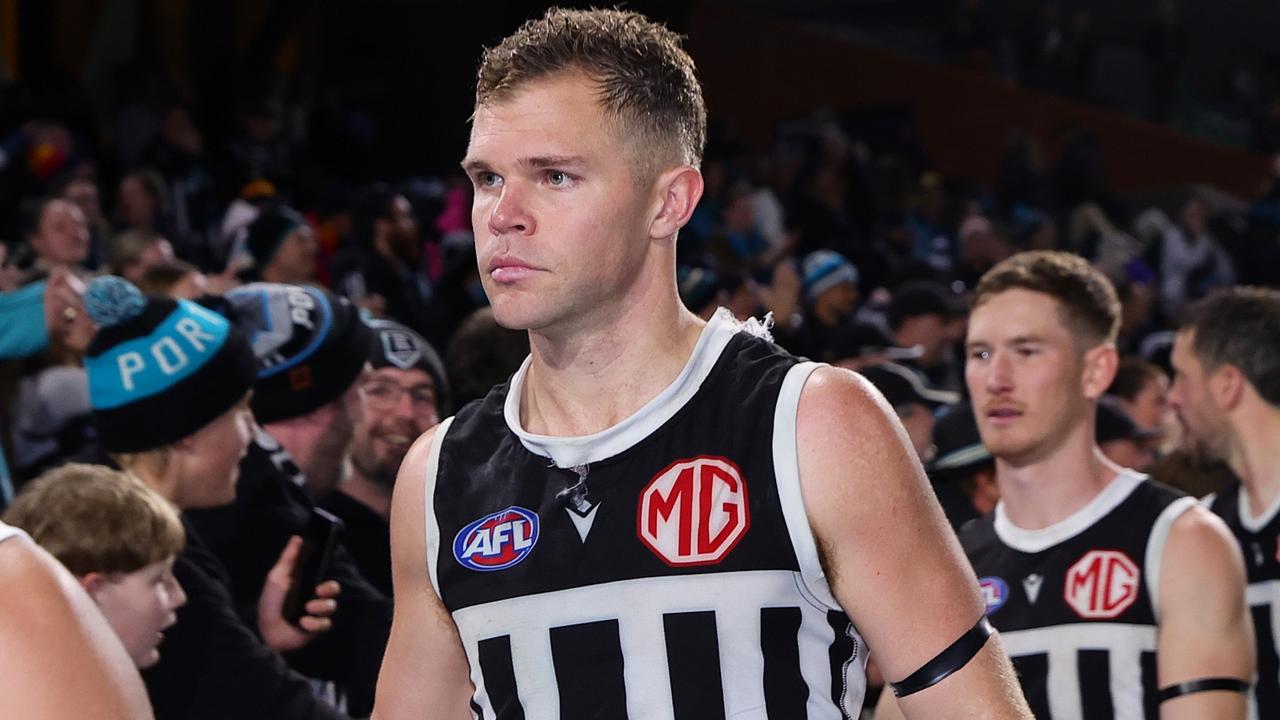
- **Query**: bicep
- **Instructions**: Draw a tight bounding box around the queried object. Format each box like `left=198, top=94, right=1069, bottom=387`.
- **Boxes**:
left=796, top=368, right=1030, bottom=718
left=373, top=427, right=474, bottom=720
left=1156, top=507, right=1253, bottom=720
left=797, top=367, right=983, bottom=677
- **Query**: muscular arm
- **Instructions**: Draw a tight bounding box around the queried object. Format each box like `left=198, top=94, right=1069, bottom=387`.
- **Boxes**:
left=796, top=367, right=1030, bottom=719
left=0, top=538, right=154, bottom=719
left=372, top=425, right=475, bottom=719
left=1156, top=506, right=1253, bottom=720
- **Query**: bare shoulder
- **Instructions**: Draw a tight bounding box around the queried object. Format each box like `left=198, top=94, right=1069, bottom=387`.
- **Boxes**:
left=0, top=538, right=154, bottom=719
left=389, top=423, right=445, bottom=557
left=1164, top=503, right=1242, bottom=570
left=796, top=365, right=923, bottom=505
left=1167, top=504, right=1244, bottom=589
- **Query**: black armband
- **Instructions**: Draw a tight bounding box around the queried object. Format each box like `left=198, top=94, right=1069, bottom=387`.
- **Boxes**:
left=889, top=616, right=994, bottom=698
left=1157, top=677, right=1250, bottom=703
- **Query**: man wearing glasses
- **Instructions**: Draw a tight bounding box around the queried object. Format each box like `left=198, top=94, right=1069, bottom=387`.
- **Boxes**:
left=323, top=319, right=450, bottom=596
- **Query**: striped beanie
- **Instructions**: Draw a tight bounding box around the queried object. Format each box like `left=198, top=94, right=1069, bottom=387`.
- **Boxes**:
left=83, top=277, right=257, bottom=452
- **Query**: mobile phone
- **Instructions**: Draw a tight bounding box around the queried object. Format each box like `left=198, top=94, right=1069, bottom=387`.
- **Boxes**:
left=282, top=508, right=345, bottom=627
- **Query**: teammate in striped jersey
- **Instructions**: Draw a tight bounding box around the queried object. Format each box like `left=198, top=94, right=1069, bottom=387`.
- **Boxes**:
left=373, top=8, right=1032, bottom=719
left=911, top=252, right=1251, bottom=720
left=1170, top=286, right=1280, bottom=719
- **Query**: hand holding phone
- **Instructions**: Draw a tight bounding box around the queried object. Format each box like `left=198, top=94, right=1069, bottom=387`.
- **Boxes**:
left=258, top=509, right=344, bottom=651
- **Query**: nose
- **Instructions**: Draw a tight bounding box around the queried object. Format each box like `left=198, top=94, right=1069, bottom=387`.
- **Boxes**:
left=487, top=182, right=535, bottom=237
left=167, top=575, right=188, bottom=611
left=985, top=351, right=1014, bottom=395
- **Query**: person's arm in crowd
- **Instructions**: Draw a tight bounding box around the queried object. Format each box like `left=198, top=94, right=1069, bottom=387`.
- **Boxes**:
left=0, top=536, right=155, bottom=719
left=144, top=538, right=352, bottom=720
left=1156, top=507, right=1253, bottom=720
left=797, top=367, right=1031, bottom=719
left=373, top=426, right=475, bottom=719
left=0, top=280, right=50, bottom=359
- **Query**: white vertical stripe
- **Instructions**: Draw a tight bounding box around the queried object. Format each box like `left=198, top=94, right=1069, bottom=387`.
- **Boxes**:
left=772, top=361, right=841, bottom=610
left=508, top=624, right=559, bottom=720
left=619, top=611, right=675, bottom=719
left=719, top=597, right=767, bottom=717
left=799, top=601, right=840, bottom=720
left=1046, top=641, right=1083, bottom=719
left=1108, top=644, right=1146, bottom=719
left=1143, top=496, right=1196, bottom=622
left=459, top=632, right=495, bottom=720
left=423, top=415, right=454, bottom=597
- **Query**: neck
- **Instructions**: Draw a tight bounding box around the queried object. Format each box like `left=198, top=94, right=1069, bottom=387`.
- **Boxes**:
left=994, top=420, right=1119, bottom=530
left=520, top=286, right=704, bottom=438
left=340, top=467, right=392, bottom=519
left=1226, top=403, right=1280, bottom=517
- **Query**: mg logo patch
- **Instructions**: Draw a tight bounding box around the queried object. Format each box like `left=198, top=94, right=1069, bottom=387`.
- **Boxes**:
left=979, top=576, right=1009, bottom=614
left=453, top=507, right=539, bottom=572
left=1064, top=550, right=1139, bottom=619
left=638, top=456, right=749, bottom=567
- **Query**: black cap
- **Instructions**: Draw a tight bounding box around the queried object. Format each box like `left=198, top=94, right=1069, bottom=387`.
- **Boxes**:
left=829, top=322, right=924, bottom=364
left=928, top=401, right=994, bottom=481
left=221, top=283, right=374, bottom=424
left=244, top=205, right=306, bottom=272
left=1096, top=397, right=1162, bottom=444
left=861, top=362, right=960, bottom=410
left=368, top=318, right=451, bottom=416
left=888, top=280, right=954, bottom=330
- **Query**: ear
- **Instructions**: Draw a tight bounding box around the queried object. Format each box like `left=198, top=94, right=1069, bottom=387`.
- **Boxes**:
left=648, top=166, right=704, bottom=241
left=1081, top=343, right=1119, bottom=400
left=1210, top=363, right=1246, bottom=411
left=80, top=572, right=105, bottom=597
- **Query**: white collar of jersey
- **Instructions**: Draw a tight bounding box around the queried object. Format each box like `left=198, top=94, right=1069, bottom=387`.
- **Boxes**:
left=1237, top=482, right=1280, bottom=533
left=993, top=469, right=1145, bottom=553
left=504, top=308, right=753, bottom=468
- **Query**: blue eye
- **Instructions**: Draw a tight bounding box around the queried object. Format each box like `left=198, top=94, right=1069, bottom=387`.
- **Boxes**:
left=546, top=170, right=572, bottom=187
left=476, top=172, right=501, bottom=188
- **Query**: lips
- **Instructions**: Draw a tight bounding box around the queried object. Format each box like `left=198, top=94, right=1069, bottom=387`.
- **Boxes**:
left=488, top=255, right=541, bottom=283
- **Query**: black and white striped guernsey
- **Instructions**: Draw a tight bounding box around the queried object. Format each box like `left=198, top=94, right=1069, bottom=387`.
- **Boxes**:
left=1207, top=481, right=1280, bottom=720
left=961, top=471, right=1195, bottom=720
left=422, top=310, right=867, bottom=719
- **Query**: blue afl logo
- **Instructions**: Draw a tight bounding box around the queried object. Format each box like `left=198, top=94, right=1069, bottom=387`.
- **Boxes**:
left=979, top=576, right=1009, bottom=614
left=453, top=506, right=539, bottom=572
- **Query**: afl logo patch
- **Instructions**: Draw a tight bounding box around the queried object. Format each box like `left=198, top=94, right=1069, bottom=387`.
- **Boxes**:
left=978, top=576, right=1009, bottom=614
left=453, top=507, right=539, bottom=572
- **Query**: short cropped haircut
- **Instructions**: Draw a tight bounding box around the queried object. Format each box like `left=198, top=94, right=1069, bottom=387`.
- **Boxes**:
left=4, top=463, right=184, bottom=577
left=475, top=7, right=707, bottom=176
left=1108, top=358, right=1166, bottom=401
left=971, top=250, right=1120, bottom=347
left=1179, top=286, right=1280, bottom=406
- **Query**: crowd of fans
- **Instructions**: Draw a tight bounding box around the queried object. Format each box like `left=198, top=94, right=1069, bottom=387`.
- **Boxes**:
left=1, top=21, right=1279, bottom=717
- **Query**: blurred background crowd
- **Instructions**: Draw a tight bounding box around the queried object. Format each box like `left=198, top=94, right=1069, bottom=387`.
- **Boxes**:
left=1, top=1, right=1278, bottom=717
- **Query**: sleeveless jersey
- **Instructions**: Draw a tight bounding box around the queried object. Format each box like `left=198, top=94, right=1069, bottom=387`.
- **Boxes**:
left=425, top=311, right=867, bottom=719
left=961, top=472, right=1194, bottom=720
left=1207, top=481, right=1280, bottom=720
left=0, top=519, right=28, bottom=545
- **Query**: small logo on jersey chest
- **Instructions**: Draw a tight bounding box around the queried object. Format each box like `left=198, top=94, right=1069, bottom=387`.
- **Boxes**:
left=638, top=456, right=750, bottom=567
left=1064, top=550, right=1139, bottom=619
left=1022, top=573, right=1044, bottom=605
left=979, top=577, right=1009, bottom=614
left=453, top=507, right=539, bottom=571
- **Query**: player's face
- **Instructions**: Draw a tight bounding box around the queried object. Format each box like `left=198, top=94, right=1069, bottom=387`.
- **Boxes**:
left=1168, top=330, right=1229, bottom=461
left=178, top=393, right=255, bottom=508
left=90, top=557, right=186, bottom=668
left=352, top=366, right=438, bottom=485
left=965, top=289, right=1094, bottom=466
left=463, top=72, right=656, bottom=335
